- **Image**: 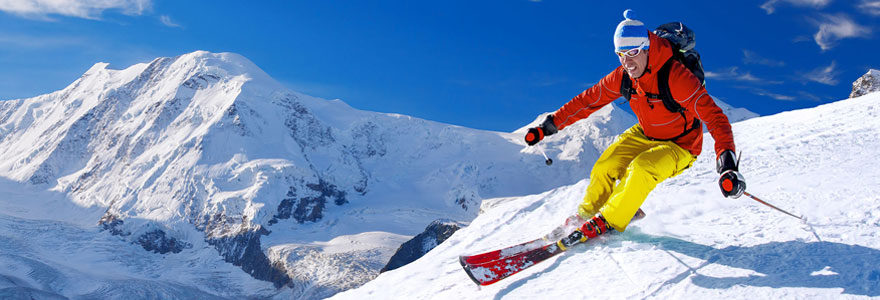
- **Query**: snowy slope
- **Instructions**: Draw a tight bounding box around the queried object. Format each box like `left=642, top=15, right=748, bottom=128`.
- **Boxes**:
left=332, top=93, right=880, bottom=299
left=0, top=51, right=647, bottom=298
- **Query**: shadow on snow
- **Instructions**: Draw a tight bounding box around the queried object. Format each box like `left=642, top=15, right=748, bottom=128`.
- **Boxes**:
left=493, top=228, right=880, bottom=298
left=625, top=229, right=880, bottom=297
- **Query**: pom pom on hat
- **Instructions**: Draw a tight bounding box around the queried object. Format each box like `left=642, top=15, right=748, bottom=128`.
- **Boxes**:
left=614, top=9, right=650, bottom=52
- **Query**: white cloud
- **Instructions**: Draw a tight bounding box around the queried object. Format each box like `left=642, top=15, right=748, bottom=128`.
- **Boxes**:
left=159, top=15, right=181, bottom=28
left=859, top=0, right=880, bottom=16
left=812, top=14, right=871, bottom=51
left=797, top=91, right=825, bottom=102
left=752, top=89, right=797, bottom=101
left=742, top=50, right=785, bottom=67
left=706, top=67, right=754, bottom=81
left=737, top=73, right=761, bottom=82
left=0, top=0, right=152, bottom=20
left=804, top=61, right=840, bottom=85
left=760, top=0, right=831, bottom=14
left=705, top=66, right=782, bottom=84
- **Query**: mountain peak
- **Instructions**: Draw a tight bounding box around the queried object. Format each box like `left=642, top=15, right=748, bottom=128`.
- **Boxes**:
left=83, top=62, right=110, bottom=75
left=850, top=68, right=880, bottom=98
left=73, top=51, right=280, bottom=94
left=176, top=51, right=266, bottom=76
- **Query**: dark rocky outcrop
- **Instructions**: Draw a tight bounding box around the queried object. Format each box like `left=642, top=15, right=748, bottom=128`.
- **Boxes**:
left=195, top=212, right=291, bottom=288
left=98, top=212, right=129, bottom=237
left=380, top=219, right=463, bottom=273
left=851, top=69, right=880, bottom=98
left=205, top=227, right=290, bottom=288
left=270, top=180, right=348, bottom=225
left=99, top=213, right=192, bottom=254
left=137, top=230, right=192, bottom=254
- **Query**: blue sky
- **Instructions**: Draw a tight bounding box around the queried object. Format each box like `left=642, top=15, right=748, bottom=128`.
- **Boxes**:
left=0, top=0, right=877, bottom=132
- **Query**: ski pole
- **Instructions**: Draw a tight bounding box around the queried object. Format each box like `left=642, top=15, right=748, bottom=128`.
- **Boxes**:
left=742, top=191, right=803, bottom=221
left=536, top=145, right=553, bottom=166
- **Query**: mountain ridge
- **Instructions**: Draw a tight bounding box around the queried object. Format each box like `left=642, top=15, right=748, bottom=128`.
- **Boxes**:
left=0, top=50, right=762, bottom=299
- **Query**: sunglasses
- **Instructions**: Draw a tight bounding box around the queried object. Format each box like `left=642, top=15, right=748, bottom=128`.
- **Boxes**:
left=616, top=47, right=644, bottom=58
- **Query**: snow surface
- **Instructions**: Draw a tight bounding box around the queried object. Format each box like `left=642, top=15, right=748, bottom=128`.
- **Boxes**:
left=0, top=50, right=686, bottom=298
left=332, top=93, right=880, bottom=299
left=0, top=179, right=279, bottom=299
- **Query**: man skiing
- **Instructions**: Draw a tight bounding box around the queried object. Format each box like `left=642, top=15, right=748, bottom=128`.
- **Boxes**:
left=524, top=9, right=746, bottom=239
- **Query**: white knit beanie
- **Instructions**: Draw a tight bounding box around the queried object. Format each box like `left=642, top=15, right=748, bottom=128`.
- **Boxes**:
left=613, top=9, right=650, bottom=52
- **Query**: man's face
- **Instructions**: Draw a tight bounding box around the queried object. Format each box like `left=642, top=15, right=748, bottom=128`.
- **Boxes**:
left=618, top=48, right=648, bottom=79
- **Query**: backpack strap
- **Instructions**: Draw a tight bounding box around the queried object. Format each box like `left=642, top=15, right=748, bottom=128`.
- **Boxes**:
left=620, top=58, right=702, bottom=141
left=655, top=58, right=681, bottom=113
left=654, top=58, right=701, bottom=140
left=619, top=60, right=680, bottom=109
left=646, top=113, right=702, bottom=142
left=620, top=71, right=635, bottom=102
left=620, top=69, right=663, bottom=103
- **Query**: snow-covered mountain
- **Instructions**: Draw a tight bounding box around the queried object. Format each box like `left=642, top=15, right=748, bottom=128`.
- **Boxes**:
left=0, top=51, right=652, bottom=299
left=713, top=97, right=759, bottom=124
left=851, top=69, right=880, bottom=98
left=333, top=92, right=880, bottom=299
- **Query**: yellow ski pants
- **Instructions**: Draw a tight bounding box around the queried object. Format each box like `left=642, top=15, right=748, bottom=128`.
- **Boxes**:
left=578, top=125, right=696, bottom=232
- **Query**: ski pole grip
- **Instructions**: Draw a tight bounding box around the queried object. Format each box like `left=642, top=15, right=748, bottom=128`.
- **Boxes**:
left=722, top=178, right=733, bottom=192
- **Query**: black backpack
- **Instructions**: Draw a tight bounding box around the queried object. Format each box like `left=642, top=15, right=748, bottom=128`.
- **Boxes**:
left=620, top=22, right=705, bottom=141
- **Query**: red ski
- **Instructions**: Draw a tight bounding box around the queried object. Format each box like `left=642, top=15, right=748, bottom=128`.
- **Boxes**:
left=459, top=209, right=645, bottom=286
left=459, top=214, right=578, bottom=266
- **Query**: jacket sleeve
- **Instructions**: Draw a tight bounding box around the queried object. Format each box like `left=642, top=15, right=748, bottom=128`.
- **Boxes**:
left=668, top=63, right=736, bottom=157
left=552, top=68, right=624, bottom=131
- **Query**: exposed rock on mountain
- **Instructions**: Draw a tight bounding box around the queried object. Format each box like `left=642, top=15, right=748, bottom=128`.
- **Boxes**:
left=851, top=69, right=880, bottom=98
left=380, top=219, right=463, bottom=273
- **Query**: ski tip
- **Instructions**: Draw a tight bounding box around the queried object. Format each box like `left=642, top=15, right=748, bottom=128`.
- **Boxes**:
left=458, top=256, right=485, bottom=287
left=458, top=255, right=468, bottom=268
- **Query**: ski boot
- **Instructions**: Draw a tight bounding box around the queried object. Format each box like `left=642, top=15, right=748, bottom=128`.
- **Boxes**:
left=579, top=213, right=612, bottom=238
left=556, top=213, right=613, bottom=250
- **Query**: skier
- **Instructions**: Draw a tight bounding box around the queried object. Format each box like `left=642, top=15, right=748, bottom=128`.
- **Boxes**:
left=524, top=10, right=746, bottom=239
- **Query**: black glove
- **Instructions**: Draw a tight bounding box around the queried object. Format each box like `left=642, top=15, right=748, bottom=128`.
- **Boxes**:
left=716, top=150, right=746, bottom=199
left=524, top=115, right=558, bottom=146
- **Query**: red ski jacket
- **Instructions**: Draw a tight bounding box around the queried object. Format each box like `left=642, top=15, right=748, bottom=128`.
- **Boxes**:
left=551, top=32, right=735, bottom=157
